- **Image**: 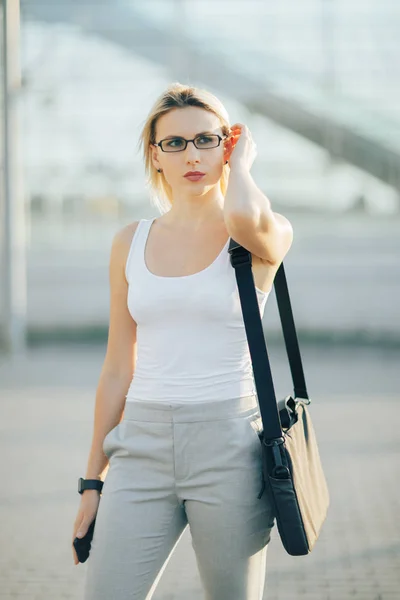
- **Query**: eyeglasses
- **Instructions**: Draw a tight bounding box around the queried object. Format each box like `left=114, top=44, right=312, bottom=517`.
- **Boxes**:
left=154, top=134, right=227, bottom=153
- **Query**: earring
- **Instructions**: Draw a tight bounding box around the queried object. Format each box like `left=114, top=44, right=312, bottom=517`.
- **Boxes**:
left=225, top=160, right=228, bottom=165
left=157, top=168, right=162, bottom=173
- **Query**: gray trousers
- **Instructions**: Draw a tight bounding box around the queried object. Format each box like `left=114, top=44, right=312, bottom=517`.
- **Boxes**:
left=83, top=394, right=275, bottom=600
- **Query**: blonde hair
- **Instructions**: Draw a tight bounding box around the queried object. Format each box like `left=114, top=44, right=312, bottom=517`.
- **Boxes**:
left=137, top=82, right=231, bottom=214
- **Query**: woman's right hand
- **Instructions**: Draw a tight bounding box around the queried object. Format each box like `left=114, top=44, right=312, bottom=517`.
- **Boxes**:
left=72, top=490, right=101, bottom=565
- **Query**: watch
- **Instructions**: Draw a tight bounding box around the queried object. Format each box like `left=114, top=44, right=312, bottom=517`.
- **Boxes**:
left=78, top=477, right=104, bottom=495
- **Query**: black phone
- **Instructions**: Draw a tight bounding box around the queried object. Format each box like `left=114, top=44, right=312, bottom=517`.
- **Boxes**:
left=73, top=517, right=96, bottom=563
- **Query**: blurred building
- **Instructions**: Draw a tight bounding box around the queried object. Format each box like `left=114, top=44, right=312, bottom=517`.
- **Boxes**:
left=1, top=0, right=399, bottom=348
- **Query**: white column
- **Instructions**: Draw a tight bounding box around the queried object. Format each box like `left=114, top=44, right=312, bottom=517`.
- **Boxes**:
left=0, top=0, right=27, bottom=354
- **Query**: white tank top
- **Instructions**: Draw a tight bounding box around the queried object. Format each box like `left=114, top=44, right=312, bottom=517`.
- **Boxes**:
left=125, top=217, right=271, bottom=403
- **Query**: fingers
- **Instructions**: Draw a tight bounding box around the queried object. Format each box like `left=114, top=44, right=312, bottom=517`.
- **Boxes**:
left=230, top=123, right=249, bottom=136
left=75, top=517, right=89, bottom=539
left=228, top=123, right=254, bottom=147
left=231, top=123, right=257, bottom=151
left=72, top=516, right=90, bottom=566
left=224, top=122, right=256, bottom=165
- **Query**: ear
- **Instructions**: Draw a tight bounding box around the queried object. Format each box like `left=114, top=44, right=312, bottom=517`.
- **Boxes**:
left=223, top=135, right=233, bottom=163
left=150, top=144, right=161, bottom=171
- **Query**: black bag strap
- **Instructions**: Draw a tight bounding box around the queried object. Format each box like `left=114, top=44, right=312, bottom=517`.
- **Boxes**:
left=228, top=238, right=310, bottom=441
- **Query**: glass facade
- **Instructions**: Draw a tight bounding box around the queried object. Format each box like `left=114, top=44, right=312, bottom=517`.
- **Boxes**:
left=132, top=0, right=400, bottom=128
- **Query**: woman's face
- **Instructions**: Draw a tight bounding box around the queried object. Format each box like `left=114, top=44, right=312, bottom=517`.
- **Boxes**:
left=151, top=106, right=230, bottom=197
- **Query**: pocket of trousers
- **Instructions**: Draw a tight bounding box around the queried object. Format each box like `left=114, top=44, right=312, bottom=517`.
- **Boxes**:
left=247, top=413, right=263, bottom=444
left=102, top=423, right=122, bottom=459
left=245, top=413, right=267, bottom=500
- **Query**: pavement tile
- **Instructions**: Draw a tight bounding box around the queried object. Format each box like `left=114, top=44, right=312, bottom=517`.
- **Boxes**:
left=0, top=345, right=399, bottom=599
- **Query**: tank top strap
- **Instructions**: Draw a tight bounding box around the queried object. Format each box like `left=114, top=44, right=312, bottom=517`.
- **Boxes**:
left=125, top=218, right=154, bottom=283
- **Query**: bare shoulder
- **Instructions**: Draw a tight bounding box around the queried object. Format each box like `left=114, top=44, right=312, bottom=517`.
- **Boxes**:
left=113, top=220, right=141, bottom=249
left=109, top=221, right=141, bottom=274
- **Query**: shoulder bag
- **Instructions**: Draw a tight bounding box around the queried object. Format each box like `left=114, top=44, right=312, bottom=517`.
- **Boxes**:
left=228, top=238, right=330, bottom=556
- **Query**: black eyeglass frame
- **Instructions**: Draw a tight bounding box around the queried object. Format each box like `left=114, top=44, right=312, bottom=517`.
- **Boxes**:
left=153, top=134, right=228, bottom=153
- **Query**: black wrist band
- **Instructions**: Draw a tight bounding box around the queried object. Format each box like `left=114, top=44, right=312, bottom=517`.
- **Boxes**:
left=78, top=477, right=104, bottom=495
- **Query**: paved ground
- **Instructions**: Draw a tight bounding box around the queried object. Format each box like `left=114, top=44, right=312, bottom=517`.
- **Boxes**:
left=0, top=343, right=399, bottom=599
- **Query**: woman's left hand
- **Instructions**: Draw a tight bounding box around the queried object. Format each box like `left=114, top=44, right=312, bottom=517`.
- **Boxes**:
left=225, top=123, right=257, bottom=172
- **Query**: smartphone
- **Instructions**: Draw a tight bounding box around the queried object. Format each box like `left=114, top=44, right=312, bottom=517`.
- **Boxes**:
left=73, top=517, right=96, bottom=563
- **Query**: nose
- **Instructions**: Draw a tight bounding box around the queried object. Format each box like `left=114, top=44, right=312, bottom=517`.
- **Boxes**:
left=184, top=140, right=201, bottom=163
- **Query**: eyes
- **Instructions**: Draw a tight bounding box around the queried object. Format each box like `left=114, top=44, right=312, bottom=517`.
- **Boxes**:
left=162, top=135, right=219, bottom=151
left=165, top=138, right=185, bottom=149
left=166, top=136, right=213, bottom=148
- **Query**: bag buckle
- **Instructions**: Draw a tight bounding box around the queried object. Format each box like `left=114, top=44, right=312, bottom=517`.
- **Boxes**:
left=295, top=396, right=311, bottom=406
left=264, top=438, right=291, bottom=479
left=264, top=437, right=285, bottom=447
left=229, top=247, right=252, bottom=268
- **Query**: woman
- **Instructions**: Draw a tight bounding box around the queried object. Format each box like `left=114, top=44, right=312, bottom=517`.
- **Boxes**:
left=72, top=82, right=293, bottom=599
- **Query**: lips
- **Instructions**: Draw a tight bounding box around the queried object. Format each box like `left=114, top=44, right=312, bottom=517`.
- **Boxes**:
left=184, top=172, right=205, bottom=181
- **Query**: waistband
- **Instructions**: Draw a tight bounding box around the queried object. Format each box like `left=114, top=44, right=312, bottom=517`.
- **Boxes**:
left=123, top=394, right=260, bottom=423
